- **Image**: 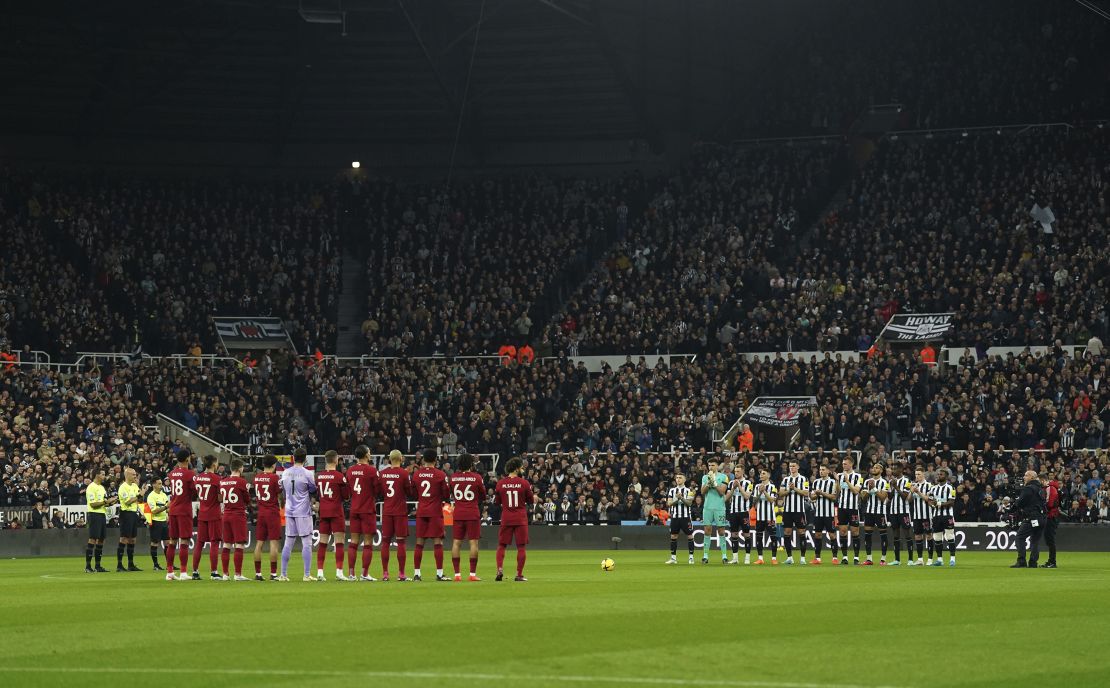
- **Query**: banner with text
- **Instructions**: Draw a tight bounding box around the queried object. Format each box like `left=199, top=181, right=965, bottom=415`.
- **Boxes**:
left=878, top=312, right=954, bottom=342
left=743, top=396, right=817, bottom=427
left=213, top=316, right=295, bottom=352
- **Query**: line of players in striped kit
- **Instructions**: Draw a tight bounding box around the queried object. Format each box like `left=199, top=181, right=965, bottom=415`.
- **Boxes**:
left=665, top=457, right=958, bottom=567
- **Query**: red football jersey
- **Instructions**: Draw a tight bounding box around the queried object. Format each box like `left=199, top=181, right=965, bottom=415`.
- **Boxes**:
left=449, top=471, right=487, bottom=520
left=167, top=467, right=196, bottom=517
left=345, top=463, right=379, bottom=515
left=378, top=466, right=412, bottom=516
left=412, top=466, right=449, bottom=517
left=219, top=476, right=250, bottom=514
left=495, top=476, right=533, bottom=526
left=253, top=472, right=281, bottom=512
left=316, top=469, right=348, bottom=518
left=193, top=472, right=222, bottom=520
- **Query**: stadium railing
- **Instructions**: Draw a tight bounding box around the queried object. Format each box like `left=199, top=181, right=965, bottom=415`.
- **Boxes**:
left=156, top=413, right=242, bottom=464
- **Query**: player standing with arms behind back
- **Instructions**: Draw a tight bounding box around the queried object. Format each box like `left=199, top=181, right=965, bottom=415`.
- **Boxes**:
left=280, top=449, right=317, bottom=581
left=252, top=455, right=282, bottom=581
left=345, top=445, right=380, bottom=581
left=379, top=450, right=413, bottom=581
left=218, top=459, right=251, bottom=580
left=495, top=457, right=533, bottom=581
left=315, top=451, right=349, bottom=581
left=779, top=460, right=810, bottom=565
left=666, top=473, right=695, bottom=564
left=166, top=450, right=197, bottom=581
left=191, top=455, right=223, bottom=580
left=412, top=449, right=450, bottom=581
left=449, top=453, right=487, bottom=581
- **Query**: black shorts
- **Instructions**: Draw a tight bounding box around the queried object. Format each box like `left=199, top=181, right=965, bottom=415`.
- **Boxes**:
left=863, top=513, right=887, bottom=528
left=755, top=519, right=776, bottom=533
left=781, top=512, right=806, bottom=528
left=149, top=521, right=169, bottom=542
left=931, top=515, right=954, bottom=533
left=669, top=517, right=693, bottom=536
left=119, top=511, right=139, bottom=538
left=88, top=513, right=107, bottom=540
left=912, top=518, right=931, bottom=536
left=836, top=508, right=859, bottom=527
left=889, top=513, right=911, bottom=530
left=813, top=516, right=835, bottom=532
left=726, top=512, right=749, bottom=532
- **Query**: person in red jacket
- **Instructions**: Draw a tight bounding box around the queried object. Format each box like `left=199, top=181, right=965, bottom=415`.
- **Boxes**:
left=1043, top=477, right=1060, bottom=568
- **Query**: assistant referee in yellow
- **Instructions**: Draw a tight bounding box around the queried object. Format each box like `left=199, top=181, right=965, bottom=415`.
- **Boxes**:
left=116, top=468, right=144, bottom=572
left=85, top=470, right=118, bottom=573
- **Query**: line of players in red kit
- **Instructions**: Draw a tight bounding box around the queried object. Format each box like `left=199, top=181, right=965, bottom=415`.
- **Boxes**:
left=163, top=446, right=534, bottom=582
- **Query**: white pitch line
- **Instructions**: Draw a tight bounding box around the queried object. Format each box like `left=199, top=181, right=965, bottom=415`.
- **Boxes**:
left=0, top=666, right=901, bottom=688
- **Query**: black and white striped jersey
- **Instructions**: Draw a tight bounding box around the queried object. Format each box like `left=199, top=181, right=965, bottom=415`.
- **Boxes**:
left=779, top=474, right=810, bottom=513
left=888, top=476, right=910, bottom=514
left=931, top=482, right=955, bottom=518
left=754, top=483, right=778, bottom=522
left=668, top=486, right=693, bottom=519
left=910, top=480, right=933, bottom=520
left=811, top=477, right=838, bottom=518
left=863, top=477, right=890, bottom=515
left=727, top=478, right=753, bottom=514
left=836, top=471, right=863, bottom=510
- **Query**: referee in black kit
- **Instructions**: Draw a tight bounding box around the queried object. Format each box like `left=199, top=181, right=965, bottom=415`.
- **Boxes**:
left=1010, top=470, right=1047, bottom=569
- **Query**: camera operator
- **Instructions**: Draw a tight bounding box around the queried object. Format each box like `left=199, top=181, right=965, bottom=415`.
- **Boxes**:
left=1010, top=470, right=1046, bottom=569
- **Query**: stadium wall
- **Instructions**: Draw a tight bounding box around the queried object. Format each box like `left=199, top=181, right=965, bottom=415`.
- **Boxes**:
left=2, top=524, right=1107, bottom=558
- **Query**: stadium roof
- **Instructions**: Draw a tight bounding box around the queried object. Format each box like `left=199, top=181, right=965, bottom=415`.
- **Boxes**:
left=0, top=0, right=793, bottom=148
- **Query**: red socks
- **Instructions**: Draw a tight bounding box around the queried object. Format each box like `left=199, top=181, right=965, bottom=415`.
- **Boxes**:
left=396, top=541, right=407, bottom=577
left=414, top=543, right=424, bottom=570
left=317, top=544, right=327, bottom=571
left=452, top=556, right=462, bottom=576
left=270, top=561, right=277, bottom=576
left=361, top=545, right=372, bottom=577
left=167, top=544, right=176, bottom=572
left=221, top=548, right=231, bottom=576
left=469, top=556, right=478, bottom=575
left=516, top=546, right=526, bottom=577
left=335, top=543, right=344, bottom=570
left=254, top=558, right=262, bottom=575
left=191, top=542, right=203, bottom=572
left=233, top=549, right=243, bottom=576
left=433, top=544, right=444, bottom=570
left=380, top=543, right=390, bottom=577
left=347, top=543, right=358, bottom=573
left=495, top=545, right=506, bottom=571
left=179, top=544, right=190, bottom=572
left=209, top=541, right=220, bottom=572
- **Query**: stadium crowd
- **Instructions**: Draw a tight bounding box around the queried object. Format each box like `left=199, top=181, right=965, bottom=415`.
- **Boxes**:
left=1, top=172, right=341, bottom=358
left=355, top=174, right=646, bottom=356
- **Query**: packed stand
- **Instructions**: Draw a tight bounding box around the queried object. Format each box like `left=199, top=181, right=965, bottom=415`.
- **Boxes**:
left=4, top=172, right=341, bottom=359
left=544, top=145, right=834, bottom=355
left=736, top=0, right=1110, bottom=138
left=356, top=174, right=646, bottom=356
left=729, top=128, right=1109, bottom=352
left=0, top=359, right=310, bottom=520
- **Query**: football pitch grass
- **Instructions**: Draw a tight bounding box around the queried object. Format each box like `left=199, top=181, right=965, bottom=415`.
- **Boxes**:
left=2, top=550, right=1109, bottom=688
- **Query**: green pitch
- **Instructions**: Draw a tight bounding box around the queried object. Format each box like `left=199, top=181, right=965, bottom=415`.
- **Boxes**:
left=2, top=550, right=1109, bottom=688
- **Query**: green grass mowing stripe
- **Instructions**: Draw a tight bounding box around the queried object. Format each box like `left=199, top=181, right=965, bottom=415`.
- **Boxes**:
left=1, top=551, right=1107, bottom=688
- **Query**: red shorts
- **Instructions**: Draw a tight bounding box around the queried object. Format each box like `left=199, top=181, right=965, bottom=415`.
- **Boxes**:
left=498, top=523, right=529, bottom=547
left=318, top=515, right=346, bottom=536
left=222, top=513, right=248, bottom=544
left=416, top=514, right=444, bottom=539
left=196, top=518, right=222, bottom=543
left=380, top=514, right=408, bottom=540
left=453, top=519, right=481, bottom=541
left=255, top=511, right=282, bottom=542
left=349, top=512, right=377, bottom=535
left=168, top=514, right=194, bottom=541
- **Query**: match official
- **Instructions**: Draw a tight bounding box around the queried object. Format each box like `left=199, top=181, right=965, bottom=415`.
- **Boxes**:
left=1010, top=470, right=1046, bottom=569
left=115, top=468, right=143, bottom=571
left=85, top=471, right=118, bottom=573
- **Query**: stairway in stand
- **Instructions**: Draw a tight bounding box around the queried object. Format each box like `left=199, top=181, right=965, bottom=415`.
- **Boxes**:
left=335, top=251, right=366, bottom=358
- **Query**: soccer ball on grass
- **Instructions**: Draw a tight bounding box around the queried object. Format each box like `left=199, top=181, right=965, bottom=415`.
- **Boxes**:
left=601, top=558, right=616, bottom=571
